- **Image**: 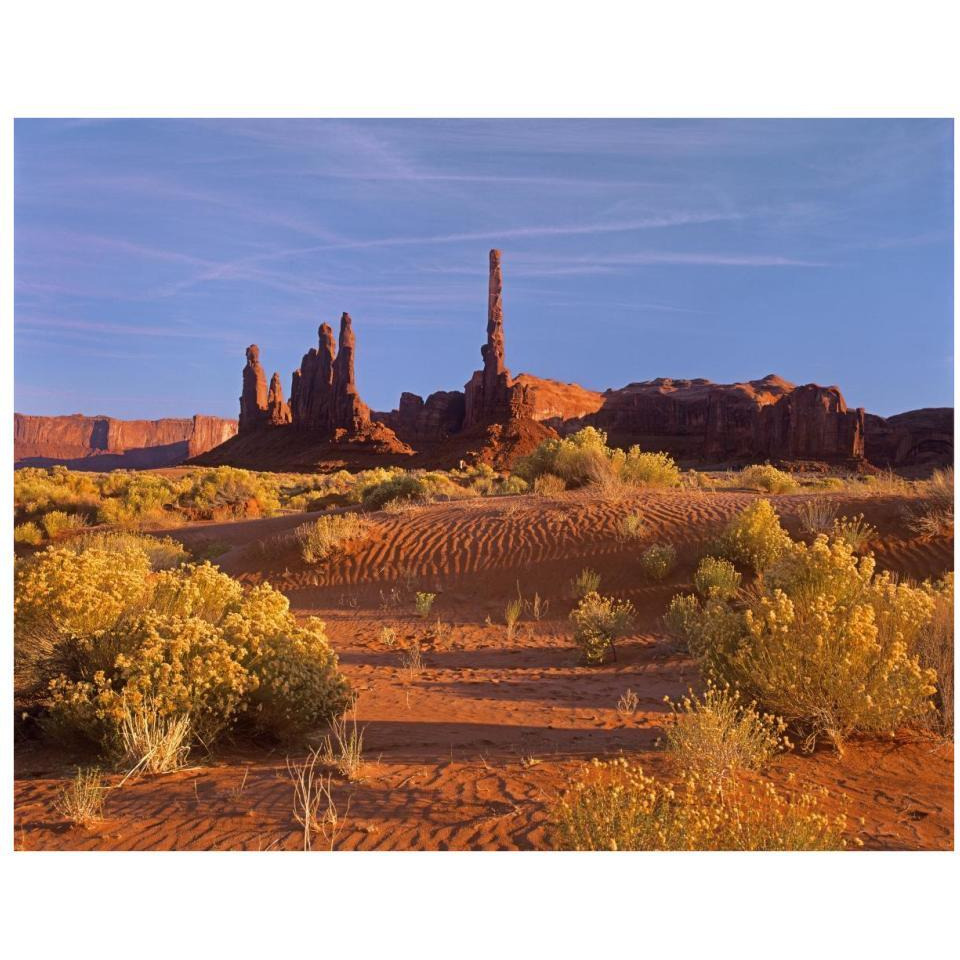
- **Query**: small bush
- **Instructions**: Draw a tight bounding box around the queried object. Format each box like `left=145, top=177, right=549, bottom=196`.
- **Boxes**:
left=798, top=497, right=838, bottom=536
left=55, top=767, right=107, bottom=826
left=14, top=522, right=43, bottom=546
left=617, top=511, right=646, bottom=541
left=662, top=594, right=703, bottom=651
left=830, top=514, right=877, bottom=552
left=42, top=510, right=89, bottom=539
left=738, top=464, right=799, bottom=494
left=532, top=473, right=566, bottom=496
left=639, top=543, right=677, bottom=581
left=297, top=513, right=371, bottom=563
left=569, top=567, right=601, bottom=600
left=620, top=449, right=681, bottom=488
left=570, top=591, right=636, bottom=664
left=714, top=499, right=791, bottom=572
left=414, top=592, right=436, bottom=618
left=550, top=759, right=849, bottom=851
left=362, top=474, right=429, bottom=510
left=905, top=469, right=954, bottom=537
left=692, top=556, right=741, bottom=600
left=663, top=683, right=789, bottom=785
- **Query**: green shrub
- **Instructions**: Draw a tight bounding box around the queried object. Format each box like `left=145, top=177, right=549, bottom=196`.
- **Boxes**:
left=738, top=464, right=799, bottom=494
left=362, top=474, right=429, bottom=510
left=714, top=499, right=791, bottom=572
left=297, top=513, right=371, bottom=563
left=639, top=543, right=676, bottom=581
left=692, top=556, right=741, bottom=600
left=662, top=593, right=703, bottom=650
left=569, top=591, right=636, bottom=664
left=683, top=535, right=941, bottom=751
left=14, top=522, right=43, bottom=546
left=550, top=759, right=849, bottom=851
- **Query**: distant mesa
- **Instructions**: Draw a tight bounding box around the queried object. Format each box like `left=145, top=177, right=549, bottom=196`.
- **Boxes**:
left=14, top=413, right=237, bottom=470
left=17, top=249, right=952, bottom=473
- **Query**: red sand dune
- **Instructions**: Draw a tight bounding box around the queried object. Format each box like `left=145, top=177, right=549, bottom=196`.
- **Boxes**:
left=14, top=488, right=953, bottom=851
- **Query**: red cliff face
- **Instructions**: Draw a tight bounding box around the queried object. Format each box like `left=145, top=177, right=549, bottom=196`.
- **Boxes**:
left=550, top=375, right=866, bottom=464
left=14, top=413, right=237, bottom=469
left=864, top=408, right=953, bottom=467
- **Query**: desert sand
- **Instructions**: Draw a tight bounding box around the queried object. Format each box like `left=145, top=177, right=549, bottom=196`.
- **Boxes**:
left=13, top=486, right=953, bottom=851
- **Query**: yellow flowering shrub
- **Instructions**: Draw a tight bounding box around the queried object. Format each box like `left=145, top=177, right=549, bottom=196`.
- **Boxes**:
left=686, top=534, right=940, bottom=751
left=715, top=499, right=791, bottom=572
left=14, top=522, right=44, bottom=546
left=692, top=556, right=741, bottom=599
left=550, top=759, right=849, bottom=850
left=639, top=543, right=677, bottom=581
left=663, top=682, right=790, bottom=784
left=16, top=537, right=351, bottom=758
left=738, top=464, right=799, bottom=494
left=15, top=544, right=152, bottom=640
left=224, top=585, right=352, bottom=738
left=570, top=591, right=636, bottom=664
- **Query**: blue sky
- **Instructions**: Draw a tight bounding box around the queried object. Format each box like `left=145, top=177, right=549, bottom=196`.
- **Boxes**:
left=14, top=118, right=953, bottom=420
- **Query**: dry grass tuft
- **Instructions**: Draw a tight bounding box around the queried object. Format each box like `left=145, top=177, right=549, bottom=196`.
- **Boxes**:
left=297, top=513, right=371, bottom=563
left=119, top=698, right=192, bottom=776
left=55, top=767, right=108, bottom=827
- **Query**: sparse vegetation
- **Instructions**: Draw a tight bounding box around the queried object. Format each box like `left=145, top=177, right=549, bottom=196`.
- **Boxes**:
left=319, top=710, right=366, bottom=781
left=504, top=596, right=523, bottom=640
left=905, top=467, right=954, bottom=537
left=616, top=688, right=640, bottom=719
left=639, top=543, right=676, bottom=581
left=569, top=591, right=636, bottom=664
left=617, top=511, right=646, bottom=541
left=916, top=574, right=953, bottom=737
left=550, top=759, right=849, bottom=850
left=532, top=473, right=566, bottom=497
left=414, top=591, right=436, bottom=618
left=663, top=683, right=789, bottom=786
left=798, top=497, right=838, bottom=536
left=297, top=512, right=372, bottom=563
left=569, top=567, right=601, bottom=600
left=830, top=513, right=877, bottom=551
left=55, top=767, right=108, bottom=826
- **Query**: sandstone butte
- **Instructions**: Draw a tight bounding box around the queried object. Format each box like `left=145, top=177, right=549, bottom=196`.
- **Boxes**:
left=15, top=249, right=953, bottom=472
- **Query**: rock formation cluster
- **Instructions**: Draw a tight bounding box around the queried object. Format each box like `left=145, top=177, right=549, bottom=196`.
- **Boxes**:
left=205, top=248, right=948, bottom=470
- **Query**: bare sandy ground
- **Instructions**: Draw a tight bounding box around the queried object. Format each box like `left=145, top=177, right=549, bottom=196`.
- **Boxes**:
left=14, top=489, right=954, bottom=850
